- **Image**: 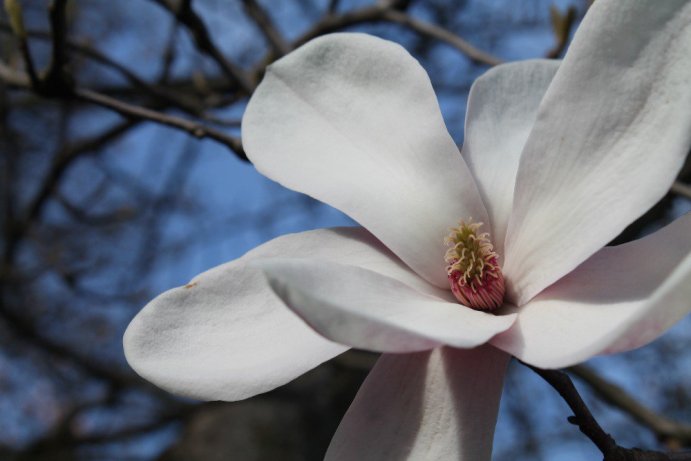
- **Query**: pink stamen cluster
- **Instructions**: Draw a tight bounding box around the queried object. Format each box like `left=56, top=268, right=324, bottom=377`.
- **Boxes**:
left=444, top=220, right=505, bottom=311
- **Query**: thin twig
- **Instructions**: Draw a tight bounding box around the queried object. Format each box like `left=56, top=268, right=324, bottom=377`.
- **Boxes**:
left=151, top=0, right=253, bottom=93
left=158, top=18, right=180, bottom=83
left=1, top=120, right=138, bottom=272
left=3, top=2, right=500, bottom=163
left=4, top=2, right=40, bottom=87
left=74, top=88, right=245, bottom=157
left=44, top=0, right=71, bottom=93
left=0, top=59, right=27, bottom=86
left=525, top=363, right=691, bottom=461
left=0, top=22, right=206, bottom=114
left=294, top=4, right=503, bottom=66
left=381, top=9, right=503, bottom=66
left=0, top=62, right=245, bottom=160
left=530, top=365, right=619, bottom=454
left=0, top=292, right=146, bottom=391
left=545, top=5, right=577, bottom=59
left=328, top=0, right=340, bottom=15
left=671, top=181, right=691, bottom=200
left=242, top=0, right=290, bottom=56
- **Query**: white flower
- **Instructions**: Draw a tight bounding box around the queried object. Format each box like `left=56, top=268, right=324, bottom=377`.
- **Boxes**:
left=124, top=1, right=691, bottom=459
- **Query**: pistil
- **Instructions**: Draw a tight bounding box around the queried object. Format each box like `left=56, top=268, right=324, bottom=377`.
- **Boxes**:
left=444, top=220, right=505, bottom=311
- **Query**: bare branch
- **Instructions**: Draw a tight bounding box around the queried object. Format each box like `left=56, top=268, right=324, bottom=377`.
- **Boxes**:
left=18, top=30, right=40, bottom=87
left=380, top=9, right=503, bottom=66
left=150, top=0, right=253, bottom=93
left=570, top=365, right=691, bottom=446
left=74, top=88, right=245, bottom=158
left=0, top=58, right=27, bottom=86
left=294, top=4, right=503, bottom=66
left=0, top=63, right=246, bottom=160
left=158, top=20, right=180, bottom=83
left=44, top=0, right=72, bottom=93
left=3, top=0, right=40, bottom=86
left=26, top=121, right=139, bottom=226
left=327, top=0, right=340, bottom=15
left=3, top=0, right=73, bottom=95
left=14, top=392, right=193, bottom=458
left=2, top=119, right=138, bottom=272
left=671, top=181, right=691, bottom=200
left=0, top=297, right=141, bottom=389
left=242, top=0, right=290, bottom=56
left=526, top=363, right=691, bottom=461
left=0, top=22, right=208, bottom=115
left=545, top=5, right=577, bottom=59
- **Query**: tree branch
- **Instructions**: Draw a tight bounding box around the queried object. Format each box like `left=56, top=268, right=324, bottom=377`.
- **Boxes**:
left=327, top=0, right=341, bottom=15
left=569, top=365, right=691, bottom=447
left=4, top=0, right=40, bottom=86
left=380, top=9, right=504, bottom=66
left=242, top=0, right=290, bottom=56
left=0, top=22, right=211, bottom=115
left=526, top=363, right=691, bottom=461
left=74, top=88, right=245, bottom=158
left=1, top=119, right=138, bottom=273
left=671, top=181, right=691, bottom=200
left=0, top=62, right=246, bottom=160
left=150, top=0, right=253, bottom=93
left=545, top=5, right=577, bottom=59
left=44, top=0, right=73, bottom=94
left=293, top=4, right=503, bottom=66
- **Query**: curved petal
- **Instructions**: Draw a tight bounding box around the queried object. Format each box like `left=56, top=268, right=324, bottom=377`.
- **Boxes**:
left=243, top=33, right=488, bottom=288
left=504, top=0, right=691, bottom=304
left=257, top=258, right=515, bottom=352
left=462, top=59, right=559, bottom=258
left=492, top=213, right=691, bottom=368
left=124, top=226, right=443, bottom=401
left=326, top=346, right=509, bottom=461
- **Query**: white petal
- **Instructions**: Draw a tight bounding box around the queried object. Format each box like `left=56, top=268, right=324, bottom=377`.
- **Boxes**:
left=504, top=0, right=691, bottom=304
left=124, top=227, right=440, bottom=401
left=326, top=346, right=509, bottom=461
left=258, top=258, right=515, bottom=352
left=462, top=59, right=559, bottom=258
left=243, top=33, right=487, bottom=288
left=492, top=213, right=691, bottom=368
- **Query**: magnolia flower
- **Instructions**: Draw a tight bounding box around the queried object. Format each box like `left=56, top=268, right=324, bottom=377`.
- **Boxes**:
left=124, top=1, right=691, bottom=459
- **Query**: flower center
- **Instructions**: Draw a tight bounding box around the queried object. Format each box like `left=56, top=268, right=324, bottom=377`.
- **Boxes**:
left=444, top=219, right=505, bottom=311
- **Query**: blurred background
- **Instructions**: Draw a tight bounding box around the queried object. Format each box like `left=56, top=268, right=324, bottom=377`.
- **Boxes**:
left=1, top=0, right=690, bottom=460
